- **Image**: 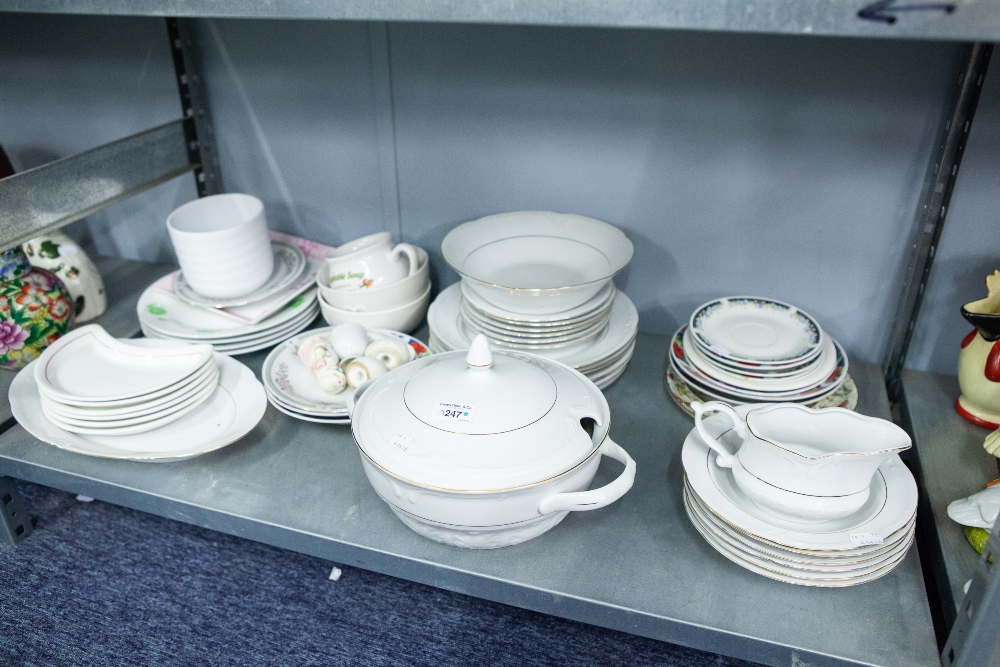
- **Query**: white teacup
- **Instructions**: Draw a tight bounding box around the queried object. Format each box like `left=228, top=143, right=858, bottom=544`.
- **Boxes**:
left=167, top=194, right=273, bottom=299
left=692, top=401, right=910, bottom=498
left=325, top=232, right=419, bottom=291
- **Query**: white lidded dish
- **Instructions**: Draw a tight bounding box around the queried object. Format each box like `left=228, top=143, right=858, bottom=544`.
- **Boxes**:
left=348, top=334, right=636, bottom=549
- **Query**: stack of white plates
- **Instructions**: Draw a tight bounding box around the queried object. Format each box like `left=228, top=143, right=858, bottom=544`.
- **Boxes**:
left=683, top=407, right=917, bottom=587
left=431, top=211, right=637, bottom=389
left=262, top=327, right=431, bottom=424
left=428, top=283, right=638, bottom=390
left=10, top=324, right=268, bottom=461
left=33, top=325, right=217, bottom=435
left=666, top=296, right=857, bottom=414
left=137, top=285, right=320, bottom=355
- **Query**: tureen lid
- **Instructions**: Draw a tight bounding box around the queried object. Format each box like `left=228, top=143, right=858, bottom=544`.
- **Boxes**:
left=351, top=335, right=609, bottom=491
left=403, top=335, right=556, bottom=434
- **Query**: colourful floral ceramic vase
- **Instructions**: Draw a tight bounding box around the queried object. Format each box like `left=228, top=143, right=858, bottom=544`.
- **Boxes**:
left=23, top=231, right=107, bottom=323
left=0, top=246, right=74, bottom=370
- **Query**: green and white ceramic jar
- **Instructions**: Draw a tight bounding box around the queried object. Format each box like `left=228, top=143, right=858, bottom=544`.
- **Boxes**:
left=23, top=231, right=107, bottom=323
left=0, top=246, right=75, bottom=370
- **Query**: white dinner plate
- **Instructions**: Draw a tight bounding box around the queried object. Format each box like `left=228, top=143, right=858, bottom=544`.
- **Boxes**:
left=11, top=353, right=266, bottom=461
left=684, top=483, right=914, bottom=568
left=663, top=365, right=859, bottom=416
left=460, top=278, right=616, bottom=326
left=138, top=283, right=318, bottom=340
left=265, top=388, right=351, bottom=424
left=459, top=301, right=611, bottom=340
left=669, top=328, right=848, bottom=402
left=141, top=305, right=319, bottom=353
left=682, top=405, right=917, bottom=551
left=684, top=490, right=913, bottom=587
left=40, top=370, right=220, bottom=435
left=39, top=364, right=220, bottom=423
left=173, top=241, right=307, bottom=308
left=689, top=296, right=824, bottom=366
left=429, top=283, right=638, bottom=369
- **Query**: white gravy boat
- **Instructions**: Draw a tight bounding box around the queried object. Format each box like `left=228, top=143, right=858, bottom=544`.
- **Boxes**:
left=692, top=401, right=910, bottom=498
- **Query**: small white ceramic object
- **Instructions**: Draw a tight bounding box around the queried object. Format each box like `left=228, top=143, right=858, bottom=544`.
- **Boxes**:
left=296, top=335, right=347, bottom=394
left=325, top=232, right=419, bottom=291
left=319, top=282, right=431, bottom=334
left=344, top=355, right=389, bottom=389
left=22, top=231, right=107, bottom=323
left=347, top=334, right=635, bottom=548
left=364, top=337, right=414, bottom=369
left=329, top=322, right=369, bottom=360
left=442, top=211, right=633, bottom=315
left=166, top=193, right=274, bottom=299
left=947, top=484, right=1000, bottom=530
left=318, top=247, right=429, bottom=312
left=173, top=242, right=306, bottom=309
left=262, top=327, right=430, bottom=421
left=692, top=401, right=910, bottom=498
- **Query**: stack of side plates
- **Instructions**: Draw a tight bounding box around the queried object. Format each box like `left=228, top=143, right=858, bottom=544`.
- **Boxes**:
left=137, top=285, right=320, bottom=355
left=33, top=325, right=217, bottom=435
left=666, top=296, right=857, bottom=415
left=683, top=407, right=917, bottom=587
left=262, top=327, right=431, bottom=423
left=428, top=283, right=637, bottom=390
left=11, top=324, right=269, bottom=461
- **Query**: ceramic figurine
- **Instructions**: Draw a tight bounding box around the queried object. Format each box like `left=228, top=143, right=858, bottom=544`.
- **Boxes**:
left=22, top=231, right=107, bottom=323
left=957, top=270, right=1000, bottom=429
left=985, top=427, right=1000, bottom=457
left=0, top=246, right=74, bottom=370
left=948, top=480, right=1000, bottom=557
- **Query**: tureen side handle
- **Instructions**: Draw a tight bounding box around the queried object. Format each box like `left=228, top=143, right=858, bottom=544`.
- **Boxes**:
left=537, top=438, right=635, bottom=515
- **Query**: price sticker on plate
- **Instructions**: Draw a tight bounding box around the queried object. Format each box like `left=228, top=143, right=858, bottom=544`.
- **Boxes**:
left=432, top=401, right=476, bottom=424
left=849, top=532, right=884, bottom=547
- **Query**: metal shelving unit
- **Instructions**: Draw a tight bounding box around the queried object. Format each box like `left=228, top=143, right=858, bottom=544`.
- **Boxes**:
left=1, top=4, right=999, bottom=666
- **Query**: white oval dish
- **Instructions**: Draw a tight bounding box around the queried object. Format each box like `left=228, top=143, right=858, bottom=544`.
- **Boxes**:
left=10, top=350, right=266, bottom=461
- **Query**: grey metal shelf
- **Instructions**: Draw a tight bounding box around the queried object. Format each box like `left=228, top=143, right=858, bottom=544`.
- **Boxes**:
left=1, top=0, right=999, bottom=42
left=0, top=289, right=939, bottom=667
left=898, top=370, right=999, bottom=626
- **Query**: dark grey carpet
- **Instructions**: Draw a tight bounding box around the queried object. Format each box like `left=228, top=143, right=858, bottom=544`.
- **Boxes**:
left=0, top=481, right=763, bottom=667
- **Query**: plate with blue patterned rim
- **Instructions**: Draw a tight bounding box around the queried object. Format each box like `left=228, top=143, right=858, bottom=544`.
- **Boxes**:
left=689, top=297, right=825, bottom=367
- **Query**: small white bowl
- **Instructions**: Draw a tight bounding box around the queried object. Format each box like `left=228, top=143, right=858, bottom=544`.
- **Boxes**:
left=318, top=247, right=429, bottom=312
left=319, top=282, right=431, bottom=333
left=442, top=211, right=633, bottom=315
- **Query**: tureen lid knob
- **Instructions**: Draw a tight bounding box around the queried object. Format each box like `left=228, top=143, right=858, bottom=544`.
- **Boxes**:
left=466, top=334, right=493, bottom=370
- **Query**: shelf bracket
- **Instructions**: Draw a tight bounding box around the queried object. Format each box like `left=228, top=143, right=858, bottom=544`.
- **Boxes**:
left=942, top=516, right=1000, bottom=666
left=0, top=476, right=33, bottom=546
left=167, top=17, right=223, bottom=197
left=884, top=43, right=993, bottom=401
left=0, top=118, right=196, bottom=252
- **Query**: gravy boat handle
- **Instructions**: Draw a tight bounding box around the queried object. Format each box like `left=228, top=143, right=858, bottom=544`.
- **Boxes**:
left=691, top=401, right=745, bottom=469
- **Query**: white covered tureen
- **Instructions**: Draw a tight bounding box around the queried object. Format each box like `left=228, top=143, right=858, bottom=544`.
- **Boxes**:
left=348, top=335, right=635, bottom=548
